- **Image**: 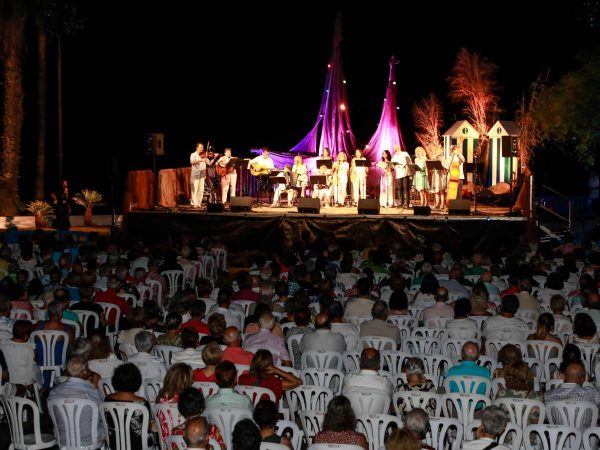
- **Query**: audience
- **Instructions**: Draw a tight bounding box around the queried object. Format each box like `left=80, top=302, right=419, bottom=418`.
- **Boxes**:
left=253, top=399, right=293, bottom=448
left=172, top=327, right=204, bottom=366
left=192, top=342, right=222, bottom=382
left=359, top=301, right=400, bottom=349
left=313, top=396, right=368, bottom=450
left=461, top=405, right=511, bottom=450
left=244, top=312, right=292, bottom=366
left=232, top=419, right=262, bottom=450
left=222, top=326, right=254, bottom=365
left=205, top=361, right=253, bottom=410
left=342, top=348, right=392, bottom=397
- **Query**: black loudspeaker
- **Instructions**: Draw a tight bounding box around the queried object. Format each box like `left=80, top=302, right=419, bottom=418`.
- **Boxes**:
left=357, top=198, right=380, bottom=214
left=297, top=197, right=321, bottom=214
left=229, top=197, right=252, bottom=212
left=413, top=206, right=431, bottom=216
left=501, top=136, right=518, bottom=157
left=207, top=203, right=225, bottom=213
left=448, top=199, right=471, bottom=215
left=146, top=133, right=165, bottom=155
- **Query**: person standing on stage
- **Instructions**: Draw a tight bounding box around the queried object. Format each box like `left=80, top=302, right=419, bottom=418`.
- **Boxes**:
left=445, top=145, right=466, bottom=200
left=431, top=154, right=448, bottom=211
left=377, top=150, right=394, bottom=208
left=413, top=146, right=429, bottom=207
left=351, top=149, right=367, bottom=206
left=392, top=144, right=413, bottom=209
left=332, top=152, right=349, bottom=207
left=216, top=148, right=237, bottom=204
left=292, top=155, right=308, bottom=198
left=190, top=143, right=218, bottom=207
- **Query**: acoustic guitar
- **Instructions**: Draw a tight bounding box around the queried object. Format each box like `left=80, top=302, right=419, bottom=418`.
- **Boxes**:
left=250, top=164, right=278, bottom=177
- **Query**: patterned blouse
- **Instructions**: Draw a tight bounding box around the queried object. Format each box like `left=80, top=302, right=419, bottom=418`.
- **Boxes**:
left=314, top=430, right=368, bottom=450
left=395, top=381, right=437, bottom=416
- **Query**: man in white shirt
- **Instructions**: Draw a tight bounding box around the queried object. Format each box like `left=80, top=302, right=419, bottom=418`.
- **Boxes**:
left=482, top=294, right=529, bottom=341
left=126, top=331, right=166, bottom=395
left=391, top=144, right=413, bottom=208
left=359, top=301, right=400, bottom=349
left=330, top=301, right=360, bottom=351
left=171, top=327, right=204, bottom=366
left=206, top=288, right=243, bottom=330
left=344, top=278, right=376, bottom=319
left=461, top=406, right=511, bottom=450
left=342, top=348, right=392, bottom=397
left=249, top=147, right=275, bottom=205
left=300, top=313, right=347, bottom=355
left=515, top=276, right=542, bottom=312
left=446, top=298, right=480, bottom=339
left=190, top=143, right=208, bottom=207
left=243, top=312, right=292, bottom=366
left=423, top=287, right=454, bottom=326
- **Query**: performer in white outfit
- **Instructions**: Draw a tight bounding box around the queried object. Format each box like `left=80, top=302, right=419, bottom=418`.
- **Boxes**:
left=292, top=155, right=308, bottom=198
left=377, top=150, right=394, bottom=208
left=351, top=148, right=367, bottom=205
left=216, top=148, right=237, bottom=203
left=312, top=164, right=333, bottom=207
left=190, top=143, right=218, bottom=207
left=391, top=144, right=413, bottom=209
left=332, top=152, right=349, bottom=206
left=271, top=165, right=297, bottom=207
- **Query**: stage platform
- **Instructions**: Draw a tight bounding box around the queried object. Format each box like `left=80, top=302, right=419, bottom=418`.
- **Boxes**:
left=127, top=204, right=525, bottom=265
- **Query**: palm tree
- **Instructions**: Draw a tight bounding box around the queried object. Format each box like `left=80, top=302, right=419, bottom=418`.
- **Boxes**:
left=34, top=3, right=48, bottom=200
left=0, top=0, right=27, bottom=215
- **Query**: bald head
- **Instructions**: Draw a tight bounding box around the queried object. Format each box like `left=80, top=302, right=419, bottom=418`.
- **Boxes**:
left=360, top=348, right=380, bottom=371
left=564, top=361, right=587, bottom=385
left=461, top=341, right=480, bottom=361
left=184, top=416, right=209, bottom=448
left=588, top=293, right=600, bottom=310
left=314, top=313, right=330, bottom=329
left=223, top=326, right=241, bottom=347
left=435, top=287, right=449, bottom=303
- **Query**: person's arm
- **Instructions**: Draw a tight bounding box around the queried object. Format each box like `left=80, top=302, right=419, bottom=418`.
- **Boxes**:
left=268, top=365, right=302, bottom=391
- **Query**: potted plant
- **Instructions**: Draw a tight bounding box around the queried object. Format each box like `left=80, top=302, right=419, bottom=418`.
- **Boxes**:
left=25, top=200, right=54, bottom=228
left=73, top=189, right=103, bottom=226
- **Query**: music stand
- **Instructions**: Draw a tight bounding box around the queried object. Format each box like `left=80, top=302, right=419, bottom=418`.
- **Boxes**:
left=316, top=159, right=333, bottom=169
left=426, top=160, right=444, bottom=171
left=354, top=159, right=371, bottom=168
left=310, top=175, right=327, bottom=185
left=269, top=176, right=286, bottom=185
left=408, top=164, right=422, bottom=172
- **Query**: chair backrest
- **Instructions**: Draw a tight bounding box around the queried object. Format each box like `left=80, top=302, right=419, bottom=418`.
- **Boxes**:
left=153, top=345, right=181, bottom=368
left=135, top=285, right=151, bottom=304
left=192, top=381, right=220, bottom=397
left=98, top=377, right=115, bottom=398
left=493, top=397, right=546, bottom=429
left=485, top=340, right=525, bottom=360
left=167, top=435, right=221, bottom=450
left=424, top=316, right=451, bottom=328
left=345, top=315, right=371, bottom=328
left=286, top=333, right=305, bottom=369
left=281, top=321, right=297, bottom=336
left=9, top=308, right=32, bottom=320
left=30, top=329, right=69, bottom=368
left=359, top=335, right=396, bottom=351
left=425, top=417, right=464, bottom=450
left=546, top=400, right=599, bottom=429
left=100, top=401, right=151, bottom=450
left=308, top=445, right=364, bottom=450
left=416, top=353, right=453, bottom=379
left=73, top=310, right=100, bottom=338
left=301, top=368, right=345, bottom=395
left=62, top=319, right=81, bottom=339
left=286, top=386, right=333, bottom=413
left=403, top=337, right=441, bottom=354
left=443, top=375, right=492, bottom=397
left=146, top=279, right=163, bottom=303
left=301, top=350, right=344, bottom=371
left=299, top=410, right=326, bottom=445
left=441, top=393, right=491, bottom=425
left=392, top=391, right=442, bottom=417
left=574, top=343, right=600, bottom=375
left=387, top=315, right=416, bottom=330
left=97, top=302, right=122, bottom=330
left=161, top=270, right=184, bottom=298
left=526, top=340, right=563, bottom=363
left=143, top=377, right=164, bottom=403
left=467, top=315, right=489, bottom=330
left=544, top=357, right=562, bottom=382
left=1, top=394, right=56, bottom=449
left=380, top=350, right=412, bottom=376
left=205, top=407, right=253, bottom=450
left=346, top=391, right=390, bottom=415
left=355, top=414, right=402, bottom=450
left=234, top=385, right=277, bottom=406
left=48, top=398, right=102, bottom=449
left=151, top=403, right=185, bottom=450
left=407, top=306, right=423, bottom=321
left=465, top=420, right=522, bottom=450
left=442, top=338, right=474, bottom=358
left=583, top=426, right=600, bottom=450
left=411, top=326, right=447, bottom=340
left=211, top=248, right=228, bottom=271
left=231, top=300, right=255, bottom=317
left=275, top=419, right=302, bottom=450
left=523, top=424, right=582, bottom=450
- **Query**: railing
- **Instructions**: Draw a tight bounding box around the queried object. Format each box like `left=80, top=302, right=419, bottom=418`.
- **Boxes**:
left=536, top=184, right=575, bottom=232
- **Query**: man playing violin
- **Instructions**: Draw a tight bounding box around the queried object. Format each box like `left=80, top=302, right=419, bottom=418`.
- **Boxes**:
left=190, top=143, right=219, bottom=207
left=216, top=148, right=237, bottom=203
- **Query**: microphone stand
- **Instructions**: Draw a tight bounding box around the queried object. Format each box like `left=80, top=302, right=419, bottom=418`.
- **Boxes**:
left=472, top=155, right=482, bottom=215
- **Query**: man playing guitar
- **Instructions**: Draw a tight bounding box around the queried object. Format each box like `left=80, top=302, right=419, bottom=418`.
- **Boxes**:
left=216, top=148, right=237, bottom=203
left=249, top=147, right=276, bottom=205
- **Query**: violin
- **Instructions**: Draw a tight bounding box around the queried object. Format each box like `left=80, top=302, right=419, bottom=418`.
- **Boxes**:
left=200, top=150, right=219, bottom=158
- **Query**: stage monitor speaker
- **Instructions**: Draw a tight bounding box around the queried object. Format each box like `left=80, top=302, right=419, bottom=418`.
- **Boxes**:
left=207, top=203, right=225, bottom=213
left=413, top=206, right=431, bottom=216
left=448, top=199, right=471, bottom=215
left=501, top=135, right=518, bottom=157
left=297, top=197, right=320, bottom=214
left=146, top=133, right=165, bottom=155
left=357, top=198, right=380, bottom=214
left=229, top=196, right=252, bottom=212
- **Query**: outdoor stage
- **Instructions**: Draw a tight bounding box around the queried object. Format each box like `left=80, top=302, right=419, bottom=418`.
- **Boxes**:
left=126, top=203, right=526, bottom=264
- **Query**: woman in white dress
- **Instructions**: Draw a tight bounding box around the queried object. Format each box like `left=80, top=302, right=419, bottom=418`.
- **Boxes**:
left=351, top=148, right=367, bottom=206
left=332, top=152, right=349, bottom=206
left=377, top=150, right=394, bottom=208
left=292, top=155, right=308, bottom=197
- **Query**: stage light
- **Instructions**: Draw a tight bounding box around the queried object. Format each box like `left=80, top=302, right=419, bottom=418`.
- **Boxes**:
left=327, top=64, right=331, bottom=68
left=393, top=81, right=397, bottom=85
left=396, top=107, right=400, bottom=110
left=340, top=104, right=346, bottom=111
left=343, top=80, right=347, bottom=84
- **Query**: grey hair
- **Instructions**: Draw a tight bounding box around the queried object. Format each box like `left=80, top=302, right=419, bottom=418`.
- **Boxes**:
left=404, top=408, right=430, bottom=437
left=481, top=405, right=508, bottom=437
left=71, top=338, right=92, bottom=360
left=66, top=356, right=88, bottom=377
left=135, top=330, right=155, bottom=353
left=258, top=313, right=275, bottom=330
left=404, top=357, right=425, bottom=376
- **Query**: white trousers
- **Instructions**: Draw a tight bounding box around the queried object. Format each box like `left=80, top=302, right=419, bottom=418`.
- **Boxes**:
left=379, top=175, right=394, bottom=207
left=221, top=172, right=237, bottom=203
left=273, top=184, right=296, bottom=206
left=190, top=177, right=205, bottom=206
left=334, top=176, right=348, bottom=205
left=353, top=174, right=367, bottom=203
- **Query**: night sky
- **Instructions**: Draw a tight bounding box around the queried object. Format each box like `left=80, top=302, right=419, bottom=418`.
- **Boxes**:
left=17, top=0, right=600, bottom=207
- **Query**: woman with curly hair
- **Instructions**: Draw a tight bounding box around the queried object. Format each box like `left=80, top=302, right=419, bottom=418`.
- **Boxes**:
left=155, top=363, right=194, bottom=446
left=199, top=313, right=227, bottom=346
left=313, top=396, right=368, bottom=450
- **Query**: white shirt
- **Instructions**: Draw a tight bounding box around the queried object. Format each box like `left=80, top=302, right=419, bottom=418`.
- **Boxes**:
left=344, top=297, right=376, bottom=319
left=126, top=352, right=166, bottom=382
left=342, top=369, right=393, bottom=397
left=0, top=341, right=42, bottom=385
left=171, top=348, right=205, bottom=366
left=422, top=302, right=455, bottom=324
left=300, top=328, right=347, bottom=355
left=331, top=322, right=360, bottom=352
left=392, top=151, right=412, bottom=178
left=445, top=152, right=465, bottom=180
left=190, top=151, right=207, bottom=179
left=88, top=354, right=124, bottom=379
left=482, top=315, right=529, bottom=341
left=461, top=437, right=510, bottom=450
left=445, top=318, right=480, bottom=339
left=250, top=155, right=274, bottom=169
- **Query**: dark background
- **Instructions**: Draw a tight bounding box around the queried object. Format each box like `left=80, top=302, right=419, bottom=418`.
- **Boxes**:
left=16, top=0, right=600, bottom=211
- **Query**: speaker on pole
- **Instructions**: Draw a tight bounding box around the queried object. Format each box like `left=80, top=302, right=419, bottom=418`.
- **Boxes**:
left=357, top=199, right=380, bottom=214
left=146, top=133, right=165, bottom=155
left=229, top=197, right=252, bottom=212
left=448, top=199, right=471, bottom=215
left=501, top=136, right=518, bottom=157
left=297, top=197, right=321, bottom=214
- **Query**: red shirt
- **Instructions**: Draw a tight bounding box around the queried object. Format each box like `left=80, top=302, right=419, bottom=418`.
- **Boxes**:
left=231, top=289, right=260, bottom=302
left=181, top=319, right=209, bottom=335
left=238, top=373, right=283, bottom=403
left=94, top=289, right=130, bottom=326
left=222, top=347, right=254, bottom=366
left=500, top=286, right=520, bottom=297
left=192, top=369, right=217, bottom=383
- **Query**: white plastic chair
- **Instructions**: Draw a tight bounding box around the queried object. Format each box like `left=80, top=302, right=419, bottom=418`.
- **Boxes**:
left=192, top=381, right=220, bottom=397
left=232, top=300, right=255, bottom=317
left=392, top=391, right=442, bottom=417
left=441, top=393, right=491, bottom=425
left=346, top=391, right=390, bottom=415
left=98, top=377, right=115, bottom=398
left=485, top=340, right=525, bottom=360
left=443, top=375, right=492, bottom=397
left=523, top=424, right=582, bottom=450
left=467, top=315, right=489, bottom=330
left=301, top=350, right=344, bottom=371
left=308, top=445, right=364, bottom=450
left=425, top=417, right=464, bottom=450
left=47, top=398, right=104, bottom=450
left=181, top=264, right=196, bottom=289
left=281, top=322, right=296, bottom=336
left=380, top=350, right=412, bottom=375
left=146, top=279, right=163, bottom=303
left=161, top=270, right=184, bottom=298
left=260, top=443, right=289, bottom=450
left=355, top=414, right=402, bottom=450
left=97, top=302, right=122, bottom=348
left=583, top=427, right=600, bottom=450
left=574, top=343, right=600, bottom=375
left=200, top=254, right=216, bottom=280
left=403, top=337, right=441, bottom=354
left=345, top=315, right=371, bottom=328
left=285, top=333, right=305, bottom=369
left=153, top=345, right=181, bottom=368
left=205, top=406, right=253, bottom=450
left=211, top=248, right=228, bottom=272
left=359, top=335, right=396, bottom=351
left=465, top=420, right=522, bottom=450
left=275, top=419, right=301, bottom=450
left=143, top=377, right=164, bottom=403
left=493, top=397, right=545, bottom=448
left=546, top=400, right=599, bottom=429
left=10, top=308, right=32, bottom=320
left=526, top=340, right=563, bottom=363
left=416, top=353, right=453, bottom=379
left=135, top=285, right=151, bottom=305
left=73, top=310, right=100, bottom=338
left=299, top=410, right=326, bottom=445
left=301, top=368, right=345, bottom=395
left=424, top=316, right=451, bottom=328
left=152, top=403, right=185, bottom=450
left=62, top=319, right=81, bottom=339
left=411, top=326, right=447, bottom=340
left=387, top=315, right=416, bottom=330
left=30, top=330, right=69, bottom=387
left=407, top=306, right=424, bottom=321
left=234, top=385, right=277, bottom=406
left=100, top=401, right=152, bottom=450
left=442, top=338, right=476, bottom=358
left=286, top=386, right=333, bottom=414
left=1, top=394, right=57, bottom=450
